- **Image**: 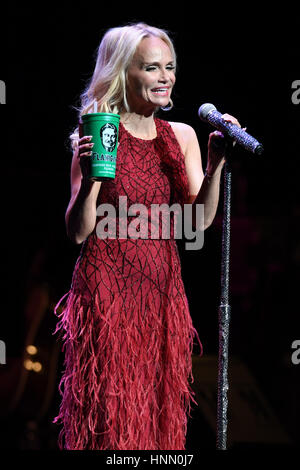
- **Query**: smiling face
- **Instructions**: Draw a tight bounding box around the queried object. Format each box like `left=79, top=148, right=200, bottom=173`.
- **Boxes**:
left=126, top=36, right=176, bottom=114
left=103, top=127, right=116, bottom=149
left=100, top=123, right=117, bottom=151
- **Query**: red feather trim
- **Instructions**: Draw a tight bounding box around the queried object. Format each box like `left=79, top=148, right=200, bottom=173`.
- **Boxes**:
left=53, top=287, right=201, bottom=450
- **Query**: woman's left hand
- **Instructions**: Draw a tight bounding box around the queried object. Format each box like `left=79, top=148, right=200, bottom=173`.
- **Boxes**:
left=206, top=113, right=242, bottom=176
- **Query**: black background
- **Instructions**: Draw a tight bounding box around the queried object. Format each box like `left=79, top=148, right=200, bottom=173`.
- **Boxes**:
left=0, top=4, right=299, bottom=452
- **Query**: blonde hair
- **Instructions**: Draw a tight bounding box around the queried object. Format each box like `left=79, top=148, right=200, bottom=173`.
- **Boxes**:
left=70, top=23, right=176, bottom=148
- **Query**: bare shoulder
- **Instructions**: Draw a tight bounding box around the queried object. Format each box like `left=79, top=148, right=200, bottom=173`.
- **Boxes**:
left=168, top=121, right=196, bottom=138
left=168, top=121, right=199, bottom=155
left=168, top=121, right=203, bottom=198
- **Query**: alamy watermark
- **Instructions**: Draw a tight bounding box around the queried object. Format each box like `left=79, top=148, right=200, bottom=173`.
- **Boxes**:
left=291, top=80, right=300, bottom=105
left=0, top=340, right=6, bottom=364
left=291, top=340, right=300, bottom=365
left=96, top=196, right=204, bottom=250
left=0, top=80, right=6, bottom=104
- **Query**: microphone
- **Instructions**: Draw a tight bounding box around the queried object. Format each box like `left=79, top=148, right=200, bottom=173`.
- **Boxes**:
left=198, top=103, right=264, bottom=155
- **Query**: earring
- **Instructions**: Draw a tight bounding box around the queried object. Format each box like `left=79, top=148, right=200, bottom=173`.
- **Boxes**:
left=160, top=99, right=173, bottom=112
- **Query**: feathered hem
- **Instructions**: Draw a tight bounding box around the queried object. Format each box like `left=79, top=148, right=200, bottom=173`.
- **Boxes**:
left=53, top=287, right=201, bottom=450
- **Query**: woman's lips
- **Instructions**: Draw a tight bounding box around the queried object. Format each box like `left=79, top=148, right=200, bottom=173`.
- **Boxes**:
left=151, top=87, right=169, bottom=96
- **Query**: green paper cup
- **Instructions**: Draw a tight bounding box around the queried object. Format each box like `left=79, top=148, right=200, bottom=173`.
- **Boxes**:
left=81, top=112, right=120, bottom=181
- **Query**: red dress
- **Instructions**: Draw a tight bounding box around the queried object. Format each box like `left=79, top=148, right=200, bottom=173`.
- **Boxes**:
left=54, top=118, right=201, bottom=450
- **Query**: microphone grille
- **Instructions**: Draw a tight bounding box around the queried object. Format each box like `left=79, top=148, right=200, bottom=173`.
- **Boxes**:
left=198, top=103, right=216, bottom=121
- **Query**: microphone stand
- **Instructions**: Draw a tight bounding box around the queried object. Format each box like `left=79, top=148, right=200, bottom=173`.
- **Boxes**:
left=216, top=143, right=234, bottom=450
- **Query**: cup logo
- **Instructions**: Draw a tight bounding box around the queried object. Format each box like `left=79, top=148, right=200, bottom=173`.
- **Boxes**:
left=100, top=122, right=118, bottom=152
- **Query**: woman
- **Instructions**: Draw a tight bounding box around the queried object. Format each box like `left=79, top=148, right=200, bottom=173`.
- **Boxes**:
left=54, top=22, right=240, bottom=450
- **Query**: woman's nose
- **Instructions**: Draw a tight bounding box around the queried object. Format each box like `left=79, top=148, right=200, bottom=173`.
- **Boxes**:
left=158, top=69, right=168, bottom=82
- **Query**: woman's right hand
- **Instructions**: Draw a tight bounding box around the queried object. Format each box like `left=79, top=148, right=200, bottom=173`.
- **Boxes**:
left=77, top=135, right=94, bottom=181
left=66, top=126, right=101, bottom=244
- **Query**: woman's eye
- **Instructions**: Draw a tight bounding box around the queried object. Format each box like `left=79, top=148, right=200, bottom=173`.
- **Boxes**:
left=144, top=65, right=175, bottom=72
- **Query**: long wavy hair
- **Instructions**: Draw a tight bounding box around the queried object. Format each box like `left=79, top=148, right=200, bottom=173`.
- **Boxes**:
left=70, top=23, right=176, bottom=148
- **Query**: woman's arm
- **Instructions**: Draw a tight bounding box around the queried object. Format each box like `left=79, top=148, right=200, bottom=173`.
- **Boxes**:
left=65, top=137, right=102, bottom=244
left=185, top=125, right=225, bottom=230
left=171, top=115, right=240, bottom=230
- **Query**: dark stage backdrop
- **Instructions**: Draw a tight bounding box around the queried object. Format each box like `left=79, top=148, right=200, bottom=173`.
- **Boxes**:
left=0, top=5, right=299, bottom=452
